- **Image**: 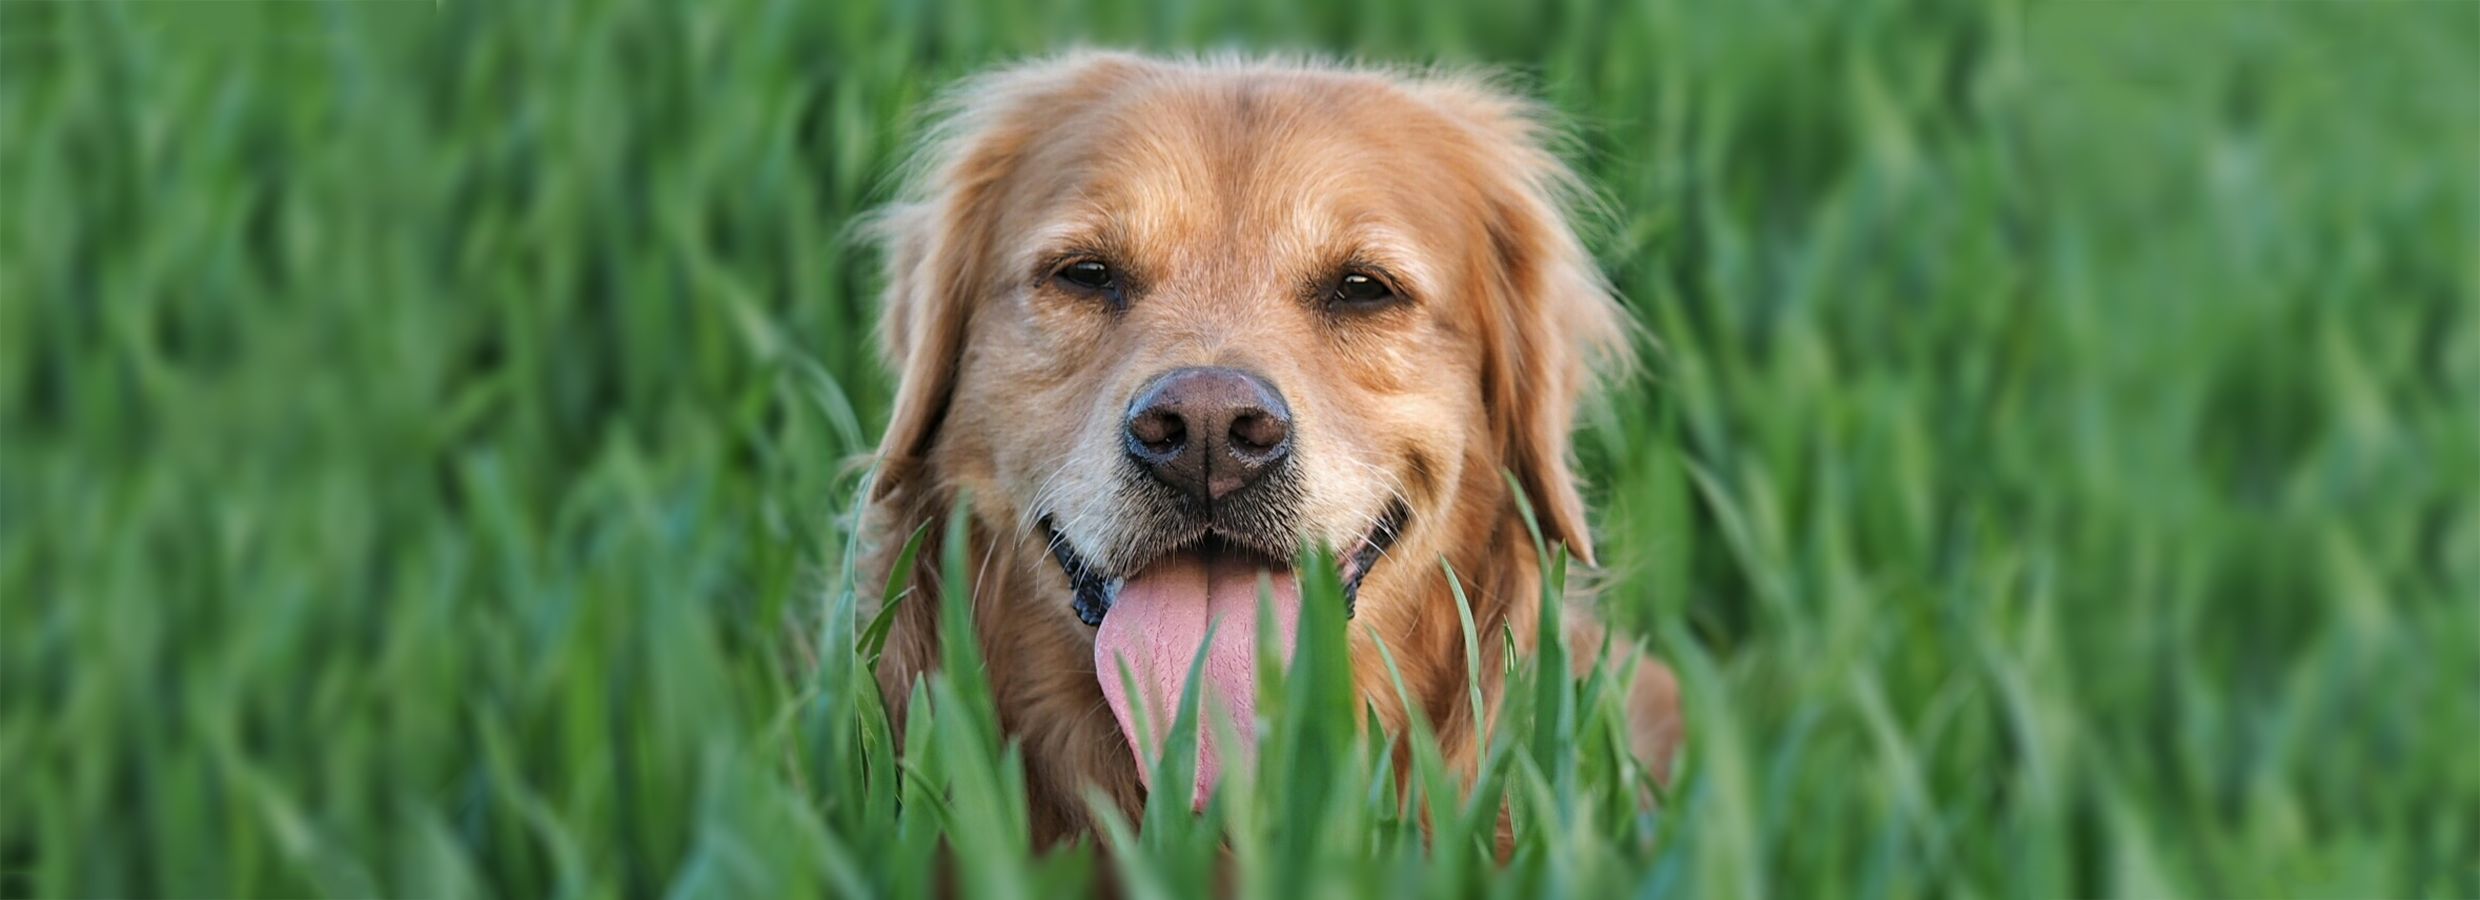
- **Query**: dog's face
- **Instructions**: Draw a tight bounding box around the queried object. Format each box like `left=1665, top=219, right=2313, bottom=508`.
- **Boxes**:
left=871, top=55, right=1625, bottom=796
left=958, top=78, right=1494, bottom=610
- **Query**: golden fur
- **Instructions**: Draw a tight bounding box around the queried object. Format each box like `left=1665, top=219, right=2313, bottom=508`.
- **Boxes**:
left=862, top=52, right=1681, bottom=845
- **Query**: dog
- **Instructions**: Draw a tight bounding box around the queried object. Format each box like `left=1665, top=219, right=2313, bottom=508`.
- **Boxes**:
left=860, top=52, right=1681, bottom=845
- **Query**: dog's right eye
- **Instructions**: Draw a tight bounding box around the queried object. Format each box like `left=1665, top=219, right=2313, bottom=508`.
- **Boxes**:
left=1055, top=260, right=1117, bottom=293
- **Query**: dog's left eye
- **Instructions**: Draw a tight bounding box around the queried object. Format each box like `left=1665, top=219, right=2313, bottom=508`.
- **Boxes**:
left=1331, top=271, right=1397, bottom=310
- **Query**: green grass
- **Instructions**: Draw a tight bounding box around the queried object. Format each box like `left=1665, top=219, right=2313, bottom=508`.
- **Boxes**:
left=4, top=0, right=2476, bottom=896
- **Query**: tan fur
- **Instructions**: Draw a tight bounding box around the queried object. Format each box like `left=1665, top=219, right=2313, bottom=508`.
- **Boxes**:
left=861, top=52, right=1681, bottom=846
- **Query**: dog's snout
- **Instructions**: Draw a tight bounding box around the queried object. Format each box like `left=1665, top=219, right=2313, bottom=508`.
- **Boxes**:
left=1124, top=367, right=1292, bottom=502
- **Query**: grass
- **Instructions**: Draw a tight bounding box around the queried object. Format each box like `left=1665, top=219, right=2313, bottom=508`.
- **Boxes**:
left=3, top=0, right=2476, bottom=896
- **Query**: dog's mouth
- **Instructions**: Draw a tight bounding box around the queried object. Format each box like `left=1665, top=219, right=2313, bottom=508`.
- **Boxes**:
left=1039, top=502, right=1406, bottom=627
left=1037, top=502, right=1405, bottom=809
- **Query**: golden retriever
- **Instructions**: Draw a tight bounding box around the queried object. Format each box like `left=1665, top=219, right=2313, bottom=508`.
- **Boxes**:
left=861, top=52, right=1681, bottom=845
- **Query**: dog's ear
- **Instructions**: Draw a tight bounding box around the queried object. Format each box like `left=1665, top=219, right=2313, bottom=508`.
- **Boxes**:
left=867, top=199, right=960, bottom=500
left=1417, top=75, right=1634, bottom=566
left=868, top=53, right=1149, bottom=501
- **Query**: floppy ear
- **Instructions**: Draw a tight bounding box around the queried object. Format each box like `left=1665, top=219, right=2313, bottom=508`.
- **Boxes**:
left=867, top=200, right=961, bottom=500
left=867, top=52, right=1149, bottom=501
left=1418, top=75, right=1634, bottom=567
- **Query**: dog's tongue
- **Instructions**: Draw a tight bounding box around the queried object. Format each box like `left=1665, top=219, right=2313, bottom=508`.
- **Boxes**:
left=1093, top=550, right=1300, bottom=810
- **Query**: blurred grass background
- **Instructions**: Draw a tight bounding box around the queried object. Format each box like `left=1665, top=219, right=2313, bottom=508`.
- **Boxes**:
left=4, top=0, right=2476, bottom=896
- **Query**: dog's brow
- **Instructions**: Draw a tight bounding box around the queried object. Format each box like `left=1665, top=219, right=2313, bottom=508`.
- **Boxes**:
left=1017, top=204, right=1441, bottom=296
left=1018, top=216, right=1121, bottom=273
left=1331, top=227, right=1434, bottom=295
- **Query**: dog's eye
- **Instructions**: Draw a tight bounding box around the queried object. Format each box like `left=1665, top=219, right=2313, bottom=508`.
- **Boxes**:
left=1056, top=260, right=1116, bottom=292
left=1331, top=271, right=1397, bottom=310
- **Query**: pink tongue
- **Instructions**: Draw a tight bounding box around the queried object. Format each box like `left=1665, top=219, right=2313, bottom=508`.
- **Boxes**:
left=1092, top=551, right=1301, bottom=810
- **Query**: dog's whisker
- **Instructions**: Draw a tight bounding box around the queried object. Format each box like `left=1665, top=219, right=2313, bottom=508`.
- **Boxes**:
left=971, top=521, right=1006, bottom=623
left=1329, top=454, right=1414, bottom=546
left=1018, top=459, right=1080, bottom=540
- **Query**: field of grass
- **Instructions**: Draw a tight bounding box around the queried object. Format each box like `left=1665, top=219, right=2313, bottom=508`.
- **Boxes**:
left=4, top=0, right=2476, bottom=896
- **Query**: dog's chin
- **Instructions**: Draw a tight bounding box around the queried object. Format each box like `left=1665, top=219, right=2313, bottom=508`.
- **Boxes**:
left=1037, top=501, right=1406, bottom=628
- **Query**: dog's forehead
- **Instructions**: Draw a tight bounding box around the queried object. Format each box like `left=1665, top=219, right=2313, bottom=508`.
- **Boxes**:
left=1008, top=72, right=1472, bottom=282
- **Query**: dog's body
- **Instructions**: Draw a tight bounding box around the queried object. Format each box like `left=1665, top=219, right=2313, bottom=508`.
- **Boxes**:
left=861, top=53, right=1680, bottom=845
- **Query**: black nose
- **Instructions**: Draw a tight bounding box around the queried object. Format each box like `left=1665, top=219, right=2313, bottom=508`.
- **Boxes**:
left=1124, top=367, right=1292, bottom=503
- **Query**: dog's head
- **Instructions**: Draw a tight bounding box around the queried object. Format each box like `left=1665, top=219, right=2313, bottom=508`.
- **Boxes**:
left=868, top=53, right=1626, bottom=794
